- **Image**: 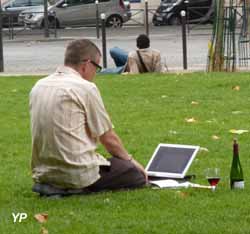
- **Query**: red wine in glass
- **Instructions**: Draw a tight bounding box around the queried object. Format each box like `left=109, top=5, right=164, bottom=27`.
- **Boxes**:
left=205, top=168, right=220, bottom=190
left=207, top=177, right=220, bottom=186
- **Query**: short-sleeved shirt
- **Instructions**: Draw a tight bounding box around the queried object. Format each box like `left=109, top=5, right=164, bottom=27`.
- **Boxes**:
left=126, top=48, right=162, bottom=74
left=29, top=66, right=112, bottom=189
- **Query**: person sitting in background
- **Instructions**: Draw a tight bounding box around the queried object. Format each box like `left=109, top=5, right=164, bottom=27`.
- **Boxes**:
left=102, top=34, right=164, bottom=74
left=125, top=34, right=162, bottom=74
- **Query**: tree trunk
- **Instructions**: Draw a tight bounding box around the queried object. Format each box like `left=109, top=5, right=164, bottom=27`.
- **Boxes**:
left=213, top=0, right=225, bottom=71
left=246, top=0, right=250, bottom=36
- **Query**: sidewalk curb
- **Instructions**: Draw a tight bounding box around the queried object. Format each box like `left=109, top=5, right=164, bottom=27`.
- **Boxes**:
left=2, top=32, right=211, bottom=44
left=3, top=37, right=79, bottom=44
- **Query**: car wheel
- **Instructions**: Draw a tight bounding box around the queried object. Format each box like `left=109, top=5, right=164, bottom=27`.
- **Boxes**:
left=106, top=15, right=123, bottom=28
left=169, top=16, right=181, bottom=25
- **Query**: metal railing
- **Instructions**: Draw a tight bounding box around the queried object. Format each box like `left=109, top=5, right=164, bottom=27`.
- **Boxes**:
left=1, top=4, right=216, bottom=40
left=2, top=10, right=57, bottom=40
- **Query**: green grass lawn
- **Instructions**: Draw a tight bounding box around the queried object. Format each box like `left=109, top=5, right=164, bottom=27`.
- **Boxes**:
left=1, top=72, right=250, bottom=234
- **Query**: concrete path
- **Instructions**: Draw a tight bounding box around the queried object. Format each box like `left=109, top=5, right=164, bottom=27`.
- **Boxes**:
left=1, top=25, right=212, bottom=75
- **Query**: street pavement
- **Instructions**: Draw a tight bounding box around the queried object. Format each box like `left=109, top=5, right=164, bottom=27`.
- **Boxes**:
left=1, top=25, right=212, bottom=75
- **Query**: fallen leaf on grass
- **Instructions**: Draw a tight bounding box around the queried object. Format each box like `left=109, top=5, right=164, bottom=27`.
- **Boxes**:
left=206, top=118, right=217, bottom=123
left=232, top=111, right=243, bottom=115
left=176, top=191, right=189, bottom=199
left=229, top=129, right=249, bottom=134
left=206, top=120, right=213, bottom=123
left=191, top=101, right=199, bottom=105
left=199, top=147, right=209, bottom=152
left=34, top=213, right=48, bottom=223
left=40, top=227, right=48, bottom=234
left=185, top=117, right=197, bottom=123
left=232, top=85, right=240, bottom=91
left=169, top=130, right=177, bottom=135
left=212, top=135, right=220, bottom=140
left=104, top=198, right=110, bottom=204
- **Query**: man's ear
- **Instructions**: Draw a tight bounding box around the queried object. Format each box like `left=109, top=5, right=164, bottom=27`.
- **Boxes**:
left=79, top=63, right=87, bottom=74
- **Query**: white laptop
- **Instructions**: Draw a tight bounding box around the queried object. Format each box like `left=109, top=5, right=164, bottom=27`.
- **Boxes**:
left=145, top=143, right=200, bottom=180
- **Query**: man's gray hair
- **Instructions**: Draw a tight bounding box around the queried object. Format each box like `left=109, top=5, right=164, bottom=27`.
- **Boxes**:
left=64, top=39, right=101, bottom=66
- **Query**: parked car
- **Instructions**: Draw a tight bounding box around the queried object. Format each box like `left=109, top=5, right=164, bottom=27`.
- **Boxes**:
left=19, top=0, right=132, bottom=28
left=2, top=0, right=55, bottom=26
left=152, top=0, right=214, bottom=26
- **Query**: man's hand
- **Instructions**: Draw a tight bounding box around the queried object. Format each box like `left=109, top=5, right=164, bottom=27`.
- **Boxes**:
left=130, top=158, right=148, bottom=183
left=100, top=129, right=148, bottom=183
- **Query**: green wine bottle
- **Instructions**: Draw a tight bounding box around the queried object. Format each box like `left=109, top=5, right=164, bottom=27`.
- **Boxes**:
left=230, top=139, right=244, bottom=189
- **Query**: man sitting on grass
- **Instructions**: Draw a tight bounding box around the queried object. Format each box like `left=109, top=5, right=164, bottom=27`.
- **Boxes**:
left=29, top=39, right=147, bottom=197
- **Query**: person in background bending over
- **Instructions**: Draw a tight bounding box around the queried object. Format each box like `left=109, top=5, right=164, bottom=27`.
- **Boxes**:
left=29, top=39, right=147, bottom=197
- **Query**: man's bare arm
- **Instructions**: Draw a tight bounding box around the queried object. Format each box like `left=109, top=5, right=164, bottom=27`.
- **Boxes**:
left=99, top=129, right=131, bottom=160
left=99, top=129, right=148, bottom=182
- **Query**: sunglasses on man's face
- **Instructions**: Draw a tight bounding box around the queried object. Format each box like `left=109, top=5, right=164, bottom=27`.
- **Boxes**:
left=90, top=60, right=102, bottom=73
left=82, top=60, right=102, bottom=73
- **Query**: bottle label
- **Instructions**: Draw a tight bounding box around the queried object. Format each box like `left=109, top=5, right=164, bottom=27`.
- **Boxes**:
left=233, top=181, right=244, bottom=189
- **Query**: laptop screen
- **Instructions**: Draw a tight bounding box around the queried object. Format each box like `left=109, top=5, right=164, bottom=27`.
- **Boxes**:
left=146, top=144, right=200, bottom=178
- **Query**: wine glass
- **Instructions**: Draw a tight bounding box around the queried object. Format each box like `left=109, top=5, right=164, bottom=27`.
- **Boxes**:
left=205, top=168, right=220, bottom=191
